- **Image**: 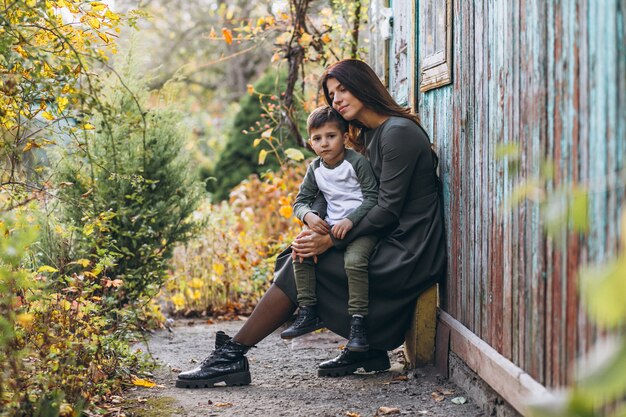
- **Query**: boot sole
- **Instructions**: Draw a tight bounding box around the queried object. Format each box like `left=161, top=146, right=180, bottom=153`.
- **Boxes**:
left=175, top=371, right=251, bottom=388
left=317, top=355, right=390, bottom=377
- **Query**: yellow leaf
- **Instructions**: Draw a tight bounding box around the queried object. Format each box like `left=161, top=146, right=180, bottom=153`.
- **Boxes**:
left=258, top=149, right=268, bottom=165
left=16, top=313, right=34, bottom=329
left=41, top=111, right=55, bottom=121
left=90, top=2, right=107, bottom=11
left=104, top=10, right=120, bottom=21
left=189, top=278, right=204, bottom=289
left=56, top=96, right=69, bottom=112
left=299, top=33, right=312, bottom=46
left=285, top=148, right=305, bottom=161
left=88, top=17, right=101, bottom=29
left=131, top=376, right=156, bottom=388
left=98, top=32, right=110, bottom=43
left=23, top=141, right=40, bottom=152
left=222, top=28, right=233, bottom=45
left=70, top=259, right=91, bottom=267
left=83, top=223, right=94, bottom=236
left=261, top=128, right=273, bottom=138
left=212, top=263, right=225, bottom=276
left=171, top=293, right=185, bottom=310
left=279, top=205, right=293, bottom=218
left=38, top=265, right=59, bottom=273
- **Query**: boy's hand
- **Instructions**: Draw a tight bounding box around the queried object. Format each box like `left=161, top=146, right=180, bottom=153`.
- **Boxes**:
left=304, top=212, right=330, bottom=235
left=331, top=218, right=353, bottom=240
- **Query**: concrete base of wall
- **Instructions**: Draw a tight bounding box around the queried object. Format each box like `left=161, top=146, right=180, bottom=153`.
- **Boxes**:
left=448, top=352, right=521, bottom=417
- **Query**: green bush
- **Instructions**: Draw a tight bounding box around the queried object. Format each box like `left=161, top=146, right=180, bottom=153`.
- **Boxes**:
left=56, top=65, right=203, bottom=302
left=207, top=70, right=309, bottom=200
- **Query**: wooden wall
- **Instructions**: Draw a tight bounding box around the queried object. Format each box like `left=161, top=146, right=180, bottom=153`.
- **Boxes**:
left=382, top=0, right=625, bottom=388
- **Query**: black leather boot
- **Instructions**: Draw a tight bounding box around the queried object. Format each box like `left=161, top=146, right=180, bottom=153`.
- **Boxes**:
left=176, top=334, right=252, bottom=388
left=280, top=306, right=325, bottom=339
left=346, top=315, right=369, bottom=352
left=318, top=348, right=390, bottom=377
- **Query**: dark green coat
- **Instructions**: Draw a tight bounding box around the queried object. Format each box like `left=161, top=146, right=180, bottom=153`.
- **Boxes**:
left=274, top=117, right=447, bottom=350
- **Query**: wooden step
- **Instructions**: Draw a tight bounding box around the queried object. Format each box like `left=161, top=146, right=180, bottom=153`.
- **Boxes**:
left=404, top=284, right=438, bottom=368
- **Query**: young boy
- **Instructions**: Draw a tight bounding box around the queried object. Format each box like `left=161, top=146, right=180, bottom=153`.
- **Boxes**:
left=280, top=106, right=378, bottom=352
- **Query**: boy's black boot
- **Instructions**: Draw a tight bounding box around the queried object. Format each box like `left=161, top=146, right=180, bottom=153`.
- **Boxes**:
left=346, top=314, right=369, bottom=352
left=318, top=348, right=390, bottom=377
left=280, top=306, right=324, bottom=339
left=176, top=334, right=251, bottom=388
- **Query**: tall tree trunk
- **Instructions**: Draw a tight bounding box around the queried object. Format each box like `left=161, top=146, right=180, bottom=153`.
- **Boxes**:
left=351, top=1, right=362, bottom=58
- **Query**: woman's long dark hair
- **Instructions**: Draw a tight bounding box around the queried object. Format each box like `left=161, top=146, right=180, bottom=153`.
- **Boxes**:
left=321, top=59, right=421, bottom=151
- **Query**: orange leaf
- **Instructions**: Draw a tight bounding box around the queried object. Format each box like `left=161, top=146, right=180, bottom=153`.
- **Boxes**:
left=222, top=28, right=233, bottom=45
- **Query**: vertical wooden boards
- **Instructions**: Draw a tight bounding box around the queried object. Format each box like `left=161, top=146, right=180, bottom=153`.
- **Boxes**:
left=396, top=0, right=624, bottom=391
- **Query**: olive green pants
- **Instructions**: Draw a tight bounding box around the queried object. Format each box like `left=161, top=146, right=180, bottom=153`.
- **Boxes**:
left=293, top=235, right=377, bottom=316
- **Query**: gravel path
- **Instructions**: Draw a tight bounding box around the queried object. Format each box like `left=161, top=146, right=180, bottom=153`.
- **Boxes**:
left=127, top=319, right=484, bottom=417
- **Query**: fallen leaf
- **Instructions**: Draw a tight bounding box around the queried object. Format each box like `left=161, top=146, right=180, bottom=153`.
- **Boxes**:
left=431, top=392, right=445, bottom=402
left=391, top=374, right=409, bottom=382
left=215, top=402, right=233, bottom=407
left=131, top=376, right=156, bottom=388
left=451, top=396, right=467, bottom=404
left=377, top=407, right=400, bottom=415
left=441, top=388, right=455, bottom=395
left=170, top=367, right=181, bottom=373
left=345, top=412, right=361, bottom=417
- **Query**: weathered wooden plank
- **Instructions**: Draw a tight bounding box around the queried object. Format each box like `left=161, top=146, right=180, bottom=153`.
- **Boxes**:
left=441, top=311, right=553, bottom=416
left=501, top=0, right=514, bottom=360
left=577, top=0, right=593, bottom=362
left=451, top=0, right=465, bottom=327
left=478, top=0, right=490, bottom=346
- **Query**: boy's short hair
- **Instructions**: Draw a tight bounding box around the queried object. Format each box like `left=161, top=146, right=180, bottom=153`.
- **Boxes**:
left=307, top=106, right=348, bottom=136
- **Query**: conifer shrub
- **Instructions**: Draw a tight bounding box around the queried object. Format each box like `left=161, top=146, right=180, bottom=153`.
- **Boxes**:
left=207, top=70, right=309, bottom=200
left=56, top=66, right=203, bottom=303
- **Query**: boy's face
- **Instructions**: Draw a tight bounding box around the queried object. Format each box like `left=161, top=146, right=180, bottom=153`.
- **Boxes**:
left=308, top=122, right=348, bottom=166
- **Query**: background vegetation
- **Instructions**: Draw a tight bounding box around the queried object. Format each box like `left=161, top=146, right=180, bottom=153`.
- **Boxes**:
left=1, top=0, right=367, bottom=415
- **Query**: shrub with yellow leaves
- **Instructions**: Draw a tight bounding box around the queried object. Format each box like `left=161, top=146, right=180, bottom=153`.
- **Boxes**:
left=163, top=164, right=306, bottom=316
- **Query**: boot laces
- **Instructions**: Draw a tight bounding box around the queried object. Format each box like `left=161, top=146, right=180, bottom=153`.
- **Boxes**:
left=350, top=319, right=365, bottom=339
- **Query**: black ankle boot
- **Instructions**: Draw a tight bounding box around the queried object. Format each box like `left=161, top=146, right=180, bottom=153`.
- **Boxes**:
left=318, top=348, right=390, bottom=377
left=280, top=306, right=325, bottom=339
left=346, top=314, right=369, bottom=352
left=176, top=335, right=252, bottom=388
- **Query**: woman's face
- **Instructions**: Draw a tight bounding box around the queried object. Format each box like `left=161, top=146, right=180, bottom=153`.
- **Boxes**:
left=325, top=77, right=365, bottom=122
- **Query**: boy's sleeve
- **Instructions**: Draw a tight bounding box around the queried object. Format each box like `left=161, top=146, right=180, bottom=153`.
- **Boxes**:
left=345, top=153, right=379, bottom=226
left=293, top=162, right=321, bottom=223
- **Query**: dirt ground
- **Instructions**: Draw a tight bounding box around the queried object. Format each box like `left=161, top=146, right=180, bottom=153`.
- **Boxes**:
left=126, top=319, right=484, bottom=417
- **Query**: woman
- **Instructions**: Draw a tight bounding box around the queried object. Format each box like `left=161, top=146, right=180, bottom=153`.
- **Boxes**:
left=176, top=59, right=446, bottom=388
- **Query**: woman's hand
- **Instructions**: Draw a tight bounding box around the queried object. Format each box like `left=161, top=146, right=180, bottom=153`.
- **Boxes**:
left=291, top=229, right=334, bottom=260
